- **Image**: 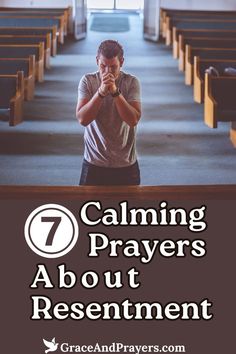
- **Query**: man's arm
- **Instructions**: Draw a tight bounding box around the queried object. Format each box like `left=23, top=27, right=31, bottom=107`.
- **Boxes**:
left=76, top=73, right=112, bottom=126
left=109, top=76, right=141, bottom=127
left=76, top=92, right=103, bottom=127
left=113, top=95, right=141, bottom=127
left=76, top=73, right=141, bottom=127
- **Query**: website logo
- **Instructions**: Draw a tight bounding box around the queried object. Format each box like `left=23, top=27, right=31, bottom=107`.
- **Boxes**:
left=43, top=337, right=59, bottom=353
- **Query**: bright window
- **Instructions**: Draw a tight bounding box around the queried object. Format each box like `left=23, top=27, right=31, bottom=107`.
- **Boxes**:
left=116, top=0, right=144, bottom=10
left=87, top=0, right=114, bottom=9
left=87, top=0, right=144, bottom=10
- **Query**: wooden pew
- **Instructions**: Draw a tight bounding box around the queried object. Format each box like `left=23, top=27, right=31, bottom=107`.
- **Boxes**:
left=0, top=6, right=72, bottom=33
left=204, top=73, right=236, bottom=128
left=185, top=46, right=236, bottom=85
left=0, top=43, right=44, bottom=82
left=179, top=37, right=236, bottom=71
left=0, top=71, right=24, bottom=126
left=0, top=56, right=35, bottom=100
left=0, top=10, right=67, bottom=36
left=0, top=16, right=64, bottom=44
left=0, top=34, right=51, bottom=68
left=0, top=185, right=236, bottom=200
left=165, top=16, right=236, bottom=45
left=160, top=8, right=236, bottom=38
left=0, top=27, right=57, bottom=56
left=173, top=28, right=236, bottom=59
left=194, top=57, right=236, bottom=103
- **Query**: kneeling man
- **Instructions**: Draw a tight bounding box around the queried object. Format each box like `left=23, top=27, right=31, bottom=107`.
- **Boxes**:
left=76, top=39, right=141, bottom=185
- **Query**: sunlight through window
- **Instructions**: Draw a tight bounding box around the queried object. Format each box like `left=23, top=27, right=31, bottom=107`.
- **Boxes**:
left=87, top=0, right=144, bottom=10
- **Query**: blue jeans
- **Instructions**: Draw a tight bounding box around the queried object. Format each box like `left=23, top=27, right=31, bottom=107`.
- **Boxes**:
left=79, top=159, right=140, bottom=186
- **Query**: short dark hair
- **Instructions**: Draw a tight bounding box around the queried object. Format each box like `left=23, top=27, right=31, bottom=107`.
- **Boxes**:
left=97, top=40, right=124, bottom=61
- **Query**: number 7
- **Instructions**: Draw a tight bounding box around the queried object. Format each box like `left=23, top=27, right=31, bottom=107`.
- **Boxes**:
left=41, top=217, right=62, bottom=246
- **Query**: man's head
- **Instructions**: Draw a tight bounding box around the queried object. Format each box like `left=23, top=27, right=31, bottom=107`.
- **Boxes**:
left=96, top=40, right=124, bottom=79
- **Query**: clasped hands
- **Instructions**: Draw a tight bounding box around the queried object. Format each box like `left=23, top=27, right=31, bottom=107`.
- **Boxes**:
left=99, top=72, right=117, bottom=96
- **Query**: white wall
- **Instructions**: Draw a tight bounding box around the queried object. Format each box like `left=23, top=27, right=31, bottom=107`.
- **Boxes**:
left=160, top=0, right=236, bottom=10
left=144, top=0, right=159, bottom=30
left=144, top=0, right=160, bottom=40
left=0, top=0, right=73, bottom=7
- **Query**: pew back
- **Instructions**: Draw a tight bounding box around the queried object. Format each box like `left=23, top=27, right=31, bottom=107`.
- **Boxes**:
left=161, top=9, right=236, bottom=38
left=179, top=37, right=236, bottom=71
left=0, top=57, right=30, bottom=76
left=0, top=71, right=24, bottom=125
left=173, top=28, right=236, bottom=58
left=0, top=44, right=41, bottom=60
left=185, top=46, right=236, bottom=85
left=0, top=34, right=50, bottom=49
left=0, top=75, right=17, bottom=107
left=193, top=57, right=236, bottom=103
left=1, top=185, right=236, bottom=200
left=0, top=34, right=51, bottom=68
left=211, top=77, right=236, bottom=109
left=0, top=43, right=44, bottom=82
left=0, top=27, right=57, bottom=56
left=0, top=6, right=72, bottom=32
left=204, top=73, right=236, bottom=128
left=0, top=56, right=35, bottom=100
left=0, top=16, right=64, bottom=44
left=166, top=19, right=236, bottom=45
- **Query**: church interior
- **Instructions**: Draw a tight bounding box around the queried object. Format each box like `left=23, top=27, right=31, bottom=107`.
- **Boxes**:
left=0, top=0, right=236, bottom=191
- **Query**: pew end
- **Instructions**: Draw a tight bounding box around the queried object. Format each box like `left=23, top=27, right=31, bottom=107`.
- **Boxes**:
left=25, top=55, right=35, bottom=101
left=44, top=32, right=51, bottom=68
left=160, top=8, right=167, bottom=38
left=51, top=26, right=57, bottom=56
left=57, top=15, right=65, bottom=44
left=36, top=42, right=44, bottom=82
left=204, top=73, right=218, bottom=128
left=194, top=56, right=204, bottom=103
left=230, top=122, right=236, bottom=147
left=172, top=27, right=179, bottom=58
left=185, top=45, right=193, bottom=85
left=9, top=71, right=24, bottom=126
left=178, top=34, right=185, bottom=71
left=165, top=16, right=172, bottom=45
left=162, top=11, right=169, bottom=39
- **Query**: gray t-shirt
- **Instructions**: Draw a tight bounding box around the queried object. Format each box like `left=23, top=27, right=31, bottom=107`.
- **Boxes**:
left=78, top=70, right=141, bottom=167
